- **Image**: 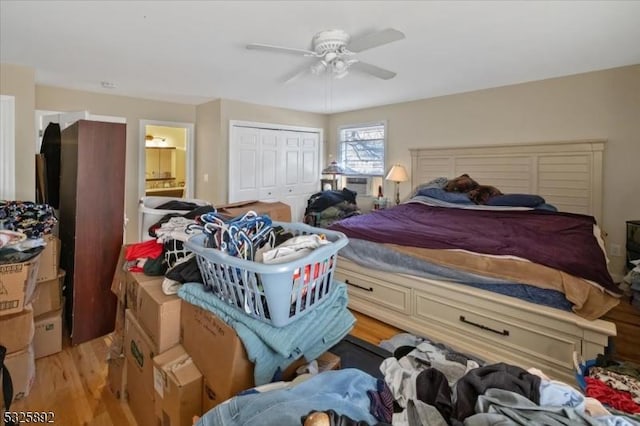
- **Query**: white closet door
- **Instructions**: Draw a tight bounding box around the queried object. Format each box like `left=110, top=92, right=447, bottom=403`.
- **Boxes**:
left=229, top=123, right=321, bottom=221
left=282, top=131, right=301, bottom=196
left=229, top=127, right=260, bottom=203
left=258, top=129, right=280, bottom=201
left=298, top=132, right=320, bottom=195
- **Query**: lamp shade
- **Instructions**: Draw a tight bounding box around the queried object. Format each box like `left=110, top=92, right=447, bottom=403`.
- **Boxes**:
left=385, top=164, right=408, bottom=183
left=321, top=161, right=346, bottom=175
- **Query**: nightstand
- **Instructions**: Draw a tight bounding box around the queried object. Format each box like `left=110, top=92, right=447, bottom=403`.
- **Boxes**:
left=626, top=220, right=640, bottom=271
left=372, top=198, right=389, bottom=210
left=602, top=297, right=640, bottom=364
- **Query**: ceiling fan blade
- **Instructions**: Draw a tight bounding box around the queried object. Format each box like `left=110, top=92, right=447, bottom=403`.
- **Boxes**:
left=347, top=28, right=405, bottom=53
left=246, top=43, right=316, bottom=56
left=281, top=60, right=315, bottom=84
left=349, top=61, right=397, bottom=80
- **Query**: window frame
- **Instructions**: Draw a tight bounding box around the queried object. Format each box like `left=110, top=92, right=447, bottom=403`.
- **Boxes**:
left=336, top=120, right=387, bottom=177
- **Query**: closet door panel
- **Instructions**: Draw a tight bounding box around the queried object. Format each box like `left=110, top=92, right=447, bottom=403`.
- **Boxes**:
left=283, top=133, right=300, bottom=188
left=298, top=133, right=320, bottom=194
left=258, top=130, right=280, bottom=200
left=230, top=127, right=260, bottom=202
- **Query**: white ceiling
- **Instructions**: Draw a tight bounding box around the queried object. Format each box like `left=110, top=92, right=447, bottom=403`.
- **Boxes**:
left=2, top=1, right=639, bottom=114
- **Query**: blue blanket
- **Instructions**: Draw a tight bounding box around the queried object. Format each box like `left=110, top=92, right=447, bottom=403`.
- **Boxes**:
left=178, top=281, right=355, bottom=386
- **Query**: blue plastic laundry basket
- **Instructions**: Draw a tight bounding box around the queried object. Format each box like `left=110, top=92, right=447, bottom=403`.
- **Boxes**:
left=185, top=221, right=348, bottom=327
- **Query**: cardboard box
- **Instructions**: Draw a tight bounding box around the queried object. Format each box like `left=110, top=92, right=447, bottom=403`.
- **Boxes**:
left=138, top=280, right=182, bottom=353
left=124, top=309, right=157, bottom=395
left=127, top=358, right=159, bottom=426
left=0, top=304, right=34, bottom=353
left=217, top=201, right=291, bottom=223
left=125, top=308, right=161, bottom=426
left=33, top=308, right=63, bottom=359
left=0, top=255, right=40, bottom=317
left=109, top=299, right=126, bottom=358
left=36, top=234, right=60, bottom=283
left=111, top=244, right=132, bottom=303
left=0, top=343, right=35, bottom=403
left=126, top=271, right=162, bottom=316
left=32, top=269, right=65, bottom=317
left=316, top=351, right=341, bottom=372
left=107, top=355, right=127, bottom=400
left=153, top=344, right=202, bottom=426
left=180, top=302, right=254, bottom=411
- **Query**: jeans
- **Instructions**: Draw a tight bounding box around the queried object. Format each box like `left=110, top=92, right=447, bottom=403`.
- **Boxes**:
left=197, top=369, right=379, bottom=426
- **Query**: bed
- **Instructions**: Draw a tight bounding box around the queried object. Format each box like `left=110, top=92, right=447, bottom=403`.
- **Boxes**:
left=331, top=139, right=618, bottom=383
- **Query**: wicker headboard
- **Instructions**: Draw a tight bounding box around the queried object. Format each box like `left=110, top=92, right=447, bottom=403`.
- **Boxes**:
left=409, top=139, right=605, bottom=223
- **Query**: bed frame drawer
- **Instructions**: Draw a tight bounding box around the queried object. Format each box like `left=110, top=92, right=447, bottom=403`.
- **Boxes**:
left=413, top=289, right=579, bottom=374
left=336, top=257, right=616, bottom=383
left=336, top=269, right=411, bottom=314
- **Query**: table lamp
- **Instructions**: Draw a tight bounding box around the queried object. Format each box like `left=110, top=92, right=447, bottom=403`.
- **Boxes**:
left=321, top=161, right=346, bottom=190
left=385, top=164, right=408, bottom=205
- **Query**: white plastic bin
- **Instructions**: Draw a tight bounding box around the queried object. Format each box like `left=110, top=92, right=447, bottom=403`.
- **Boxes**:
left=138, top=196, right=211, bottom=241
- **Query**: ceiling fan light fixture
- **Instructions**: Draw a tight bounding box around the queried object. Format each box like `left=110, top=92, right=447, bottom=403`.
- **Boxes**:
left=247, top=28, right=404, bottom=82
left=334, top=69, right=349, bottom=79
left=324, top=51, right=338, bottom=62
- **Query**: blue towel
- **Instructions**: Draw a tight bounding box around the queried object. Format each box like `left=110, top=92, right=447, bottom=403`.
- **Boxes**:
left=178, top=281, right=355, bottom=386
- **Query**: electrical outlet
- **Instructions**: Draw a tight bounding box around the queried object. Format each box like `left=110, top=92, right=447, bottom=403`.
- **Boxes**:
left=610, top=243, right=622, bottom=257
left=203, top=173, right=209, bottom=183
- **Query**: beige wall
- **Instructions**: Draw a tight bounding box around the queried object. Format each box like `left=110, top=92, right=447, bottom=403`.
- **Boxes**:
left=329, top=65, right=640, bottom=277
left=0, top=63, right=36, bottom=201
left=35, top=85, right=197, bottom=242
left=194, top=99, right=221, bottom=202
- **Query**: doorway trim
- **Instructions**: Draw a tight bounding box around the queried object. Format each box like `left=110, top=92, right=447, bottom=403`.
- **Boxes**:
left=138, top=119, right=195, bottom=202
left=0, top=95, right=16, bottom=200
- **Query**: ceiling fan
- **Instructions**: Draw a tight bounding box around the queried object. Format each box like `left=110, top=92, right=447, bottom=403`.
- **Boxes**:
left=247, top=28, right=405, bottom=82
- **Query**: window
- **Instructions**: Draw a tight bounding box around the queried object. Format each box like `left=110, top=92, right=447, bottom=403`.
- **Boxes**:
left=338, top=122, right=385, bottom=176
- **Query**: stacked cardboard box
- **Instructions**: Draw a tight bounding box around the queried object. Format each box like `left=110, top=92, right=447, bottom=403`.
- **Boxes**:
left=108, top=244, right=199, bottom=426
left=32, top=235, right=64, bottom=360
left=0, top=233, right=59, bottom=402
left=216, top=200, right=292, bottom=222
left=180, top=300, right=341, bottom=414
left=108, top=229, right=341, bottom=425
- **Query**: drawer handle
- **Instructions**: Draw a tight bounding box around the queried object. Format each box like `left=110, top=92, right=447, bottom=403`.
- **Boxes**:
left=345, top=279, right=373, bottom=292
left=459, top=315, right=509, bottom=336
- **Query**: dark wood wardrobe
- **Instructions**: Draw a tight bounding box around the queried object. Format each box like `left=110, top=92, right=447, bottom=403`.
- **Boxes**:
left=59, top=120, right=126, bottom=345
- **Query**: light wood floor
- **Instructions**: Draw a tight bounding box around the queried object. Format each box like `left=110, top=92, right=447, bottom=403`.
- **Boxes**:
left=9, top=311, right=401, bottom=425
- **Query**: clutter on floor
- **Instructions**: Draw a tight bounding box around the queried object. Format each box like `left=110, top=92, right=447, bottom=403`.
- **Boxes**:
left=106, top=197, right=358, bottom=425
left=1, top=200, right=63, bottom=407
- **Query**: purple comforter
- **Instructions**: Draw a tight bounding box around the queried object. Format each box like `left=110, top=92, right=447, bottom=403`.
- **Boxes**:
left=329, top=202, right=620, bottom=295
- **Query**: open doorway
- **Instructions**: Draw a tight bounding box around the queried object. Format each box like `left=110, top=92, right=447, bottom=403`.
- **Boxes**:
left=138, top=119, right=194, bottom=199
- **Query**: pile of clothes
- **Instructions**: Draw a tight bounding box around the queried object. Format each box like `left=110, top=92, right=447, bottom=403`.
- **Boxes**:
left=304, top=188, right=361, bottom=228
left=194, top=333, right=640, bottom=426
left=0, top=201, right=57, bottom=264
left=580, top=355, right=640, bottom=416
left=0, top=201, right=57, bottom=239
left=125, top=201, right=216, bottom=294
left=380, top=333, right=640, bottom=425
